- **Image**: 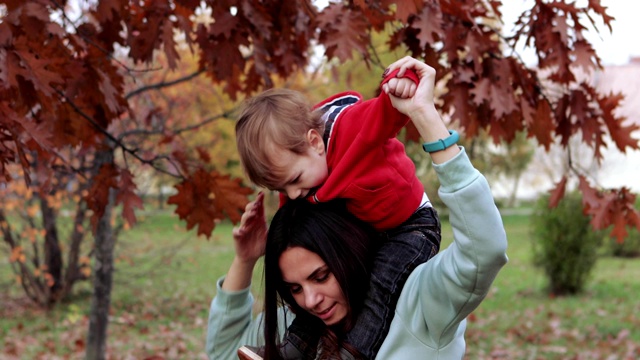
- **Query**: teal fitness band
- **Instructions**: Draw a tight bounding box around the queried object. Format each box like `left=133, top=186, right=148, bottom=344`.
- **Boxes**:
left=422, top=130, right=459, bottom=153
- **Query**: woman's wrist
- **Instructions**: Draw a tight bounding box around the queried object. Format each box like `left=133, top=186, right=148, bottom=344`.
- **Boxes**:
left=410, top=106, right=450, bottom=141
left=222, top=256, right=258, bottom=291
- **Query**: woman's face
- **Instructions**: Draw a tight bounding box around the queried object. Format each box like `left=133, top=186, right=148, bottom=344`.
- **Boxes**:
left=279, top=246, right=348, bottom=326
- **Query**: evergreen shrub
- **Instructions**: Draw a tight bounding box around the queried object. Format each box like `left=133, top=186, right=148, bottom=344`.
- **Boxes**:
left=530, top=192, right=605, bottom=295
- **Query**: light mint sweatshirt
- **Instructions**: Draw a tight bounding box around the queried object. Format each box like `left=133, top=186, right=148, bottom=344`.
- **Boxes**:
left=206, top=148, right=508, bottom=359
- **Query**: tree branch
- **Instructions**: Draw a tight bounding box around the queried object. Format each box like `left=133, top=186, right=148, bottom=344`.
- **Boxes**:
left=54, top=89, right=184, bottom=179
left=125, top=69, right=206, bottom=100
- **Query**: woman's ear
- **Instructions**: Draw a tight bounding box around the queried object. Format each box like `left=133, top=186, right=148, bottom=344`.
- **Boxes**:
left=306, top=129, right=325, bottom=155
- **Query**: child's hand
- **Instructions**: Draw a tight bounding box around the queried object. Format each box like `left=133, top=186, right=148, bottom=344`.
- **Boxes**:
left=383, top=77, right=417, bottom=99
left=232, top=192, right=267, bottom=263
left=385, top=56, right=437, bottom=119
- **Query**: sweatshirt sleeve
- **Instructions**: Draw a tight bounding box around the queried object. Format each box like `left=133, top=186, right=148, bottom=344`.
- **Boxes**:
left=342, top=68, right=420, bottom=144
left=206, top=277, right=293, bottom=360
left=391, top=147, right=508, bottom=348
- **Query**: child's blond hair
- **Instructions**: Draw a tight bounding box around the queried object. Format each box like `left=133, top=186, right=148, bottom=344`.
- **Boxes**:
left=236, top=88, right=324, bottom=189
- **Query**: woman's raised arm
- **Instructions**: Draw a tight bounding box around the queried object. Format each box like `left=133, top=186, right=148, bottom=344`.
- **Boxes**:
left=222, top=192, right=267, bottom=291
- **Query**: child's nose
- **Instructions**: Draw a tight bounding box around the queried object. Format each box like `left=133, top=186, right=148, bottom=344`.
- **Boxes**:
left=286, top=187, right=300, bottom=199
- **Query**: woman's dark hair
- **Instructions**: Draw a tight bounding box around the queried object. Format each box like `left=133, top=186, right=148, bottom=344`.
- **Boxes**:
left=263, top=199, right=377, bottom=359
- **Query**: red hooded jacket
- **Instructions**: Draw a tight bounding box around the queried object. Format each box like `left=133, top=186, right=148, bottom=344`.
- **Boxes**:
left=300, top=69, right=425, bottom=231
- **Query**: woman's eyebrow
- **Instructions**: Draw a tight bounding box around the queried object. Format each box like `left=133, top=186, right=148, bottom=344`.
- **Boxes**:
left=282, top=266, right=328, bottom=285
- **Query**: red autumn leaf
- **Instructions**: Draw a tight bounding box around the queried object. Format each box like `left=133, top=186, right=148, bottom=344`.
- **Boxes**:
left=571, top=40, right=598, bottom=72
left=11, top=42, right=64, bottom=97
left=548, top=176, right=567, bottom=208
left=210, top=171, right=253, bottom=224
left=598, top=92, right=640, bottom=152
left=609, top=188, right=640, bottom=243
left=94, top=0, right=121, bottom=22
left=577, top=177, right=640, bottom=242
left=318, top=5, right=370, bottom=62
left=529, top=100, right=555, bottom=151
left=161, top=19, right=180, bottom=70
left=390, top=0, right=425, bottom=23
left=578, top=176, right=601, bottom=213
left=115, top=169, right=144, bottom=227
left=168, top=169, right=252, bottom=238
left=411, top=6, right=444, bottom=47
left=195, top=147, right=211, bottom=164
left=86, top=163, right=119, bottom=231
left=209, top=7, right=238, bottom=38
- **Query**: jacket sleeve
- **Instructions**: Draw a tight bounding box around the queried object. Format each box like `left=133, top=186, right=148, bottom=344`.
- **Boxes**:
left=393, top=148, right=508, bottom=348
left=206, top=277, right=293, bottom=360
left=342, top=68, right=419, bottom=144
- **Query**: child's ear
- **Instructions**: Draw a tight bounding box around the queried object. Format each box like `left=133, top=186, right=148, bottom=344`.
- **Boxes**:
left=306, top=129, right=325, bottom=155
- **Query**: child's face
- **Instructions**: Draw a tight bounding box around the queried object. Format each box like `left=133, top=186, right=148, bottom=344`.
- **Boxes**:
left=270, top=144, right=328, bottom=199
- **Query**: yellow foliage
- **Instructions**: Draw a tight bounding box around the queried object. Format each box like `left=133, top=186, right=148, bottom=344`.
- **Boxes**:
left=79, top=256, right=91, bottom=265
left=44, top=273, right=54, bottom=287
left=80, top=267, right=91, bottom=278
left=9, top=246, right=23, bottom=263
left=26, top=205, right=39, bottom=218
left=46, top=194, right=63, bottom=210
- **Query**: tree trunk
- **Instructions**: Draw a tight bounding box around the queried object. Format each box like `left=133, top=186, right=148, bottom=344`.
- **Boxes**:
left=40, top=194, right=63, bottom=304
left=507, top=172, right=523, bottom=208
left=63, top=199, right=88, bottom=297
left=86, top=149, right=116, bottom=360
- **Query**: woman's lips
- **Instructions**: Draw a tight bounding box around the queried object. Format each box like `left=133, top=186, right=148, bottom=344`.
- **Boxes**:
left=315, top=303, right=336, bottom=321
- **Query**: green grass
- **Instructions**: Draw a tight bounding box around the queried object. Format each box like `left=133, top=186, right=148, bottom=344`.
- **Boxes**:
left=1, top=210, right=639, bottom=359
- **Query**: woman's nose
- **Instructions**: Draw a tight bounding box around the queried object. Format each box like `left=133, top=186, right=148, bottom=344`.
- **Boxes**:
left=304, top=288, right=321, bottom=309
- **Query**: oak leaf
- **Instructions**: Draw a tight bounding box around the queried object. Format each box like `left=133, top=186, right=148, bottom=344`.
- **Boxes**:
left=318, top=5, right=369, bottom=62
left=85, top=163, right=119, bottom=231
left=115, top=169, right=144, bottom=227
left=548, top=176, right=567, bottom=208
left=168, top=169, right=252, bottom=238
left=410, top=3, right=444, bottom=48
left=598, top=92, right=640, bottom=152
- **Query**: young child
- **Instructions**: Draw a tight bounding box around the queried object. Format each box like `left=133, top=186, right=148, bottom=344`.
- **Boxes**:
left=235, top=69, right=442, bottom=359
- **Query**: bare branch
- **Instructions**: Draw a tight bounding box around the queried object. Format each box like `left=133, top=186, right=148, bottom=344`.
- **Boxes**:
left=125, top=69, right=206, bottom=100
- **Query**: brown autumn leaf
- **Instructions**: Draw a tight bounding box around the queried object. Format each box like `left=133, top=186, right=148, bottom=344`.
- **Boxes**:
left=210, top=171, right=253, bottom=224
left=410, top=3, right=444, bottom=47
left=598, top=92, right=640, bottom=152
left=318, top=4, right=370, bottom=62
left=86, top=163, right=119, bottom=231
left=548, top=176, right=567, bottom=208
left=388, top=0, right=424, bottom=23
left=116, top=169, right=144, bottom=227
left=168, top=169, right=252, bottom=237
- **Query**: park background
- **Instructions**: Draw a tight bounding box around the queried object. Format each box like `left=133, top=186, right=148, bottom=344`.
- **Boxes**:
left=1, top=1, right=640, bottom=359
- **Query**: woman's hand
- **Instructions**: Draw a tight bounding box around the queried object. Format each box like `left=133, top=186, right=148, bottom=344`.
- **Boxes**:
left=232, top=192, right=268, bottom=264
left=222, top=192, right=267, bottom=291
left=385, top=56, right=437, bottom=120
left=385, top=56, right=460, bottom=164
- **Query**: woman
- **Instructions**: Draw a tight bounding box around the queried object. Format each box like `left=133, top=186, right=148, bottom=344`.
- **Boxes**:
left=206, top=57, right=508, bottom=359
